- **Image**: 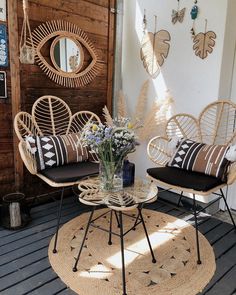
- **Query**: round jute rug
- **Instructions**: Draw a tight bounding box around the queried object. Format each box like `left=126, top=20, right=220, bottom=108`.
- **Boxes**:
left=48, top=209, right=216, bottom=295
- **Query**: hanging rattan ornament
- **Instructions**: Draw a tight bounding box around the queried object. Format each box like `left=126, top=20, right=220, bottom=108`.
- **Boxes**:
left=140, top=14, right=171, bottom=78
left=172, top=0, right=186, bottom=25
left=193, top=19, right=216, bottom=59
left=190, top=0, right=199, bottom=38
left=19, top=0, right=35, bottom=64
left=142, top=9, right=147, bottom=34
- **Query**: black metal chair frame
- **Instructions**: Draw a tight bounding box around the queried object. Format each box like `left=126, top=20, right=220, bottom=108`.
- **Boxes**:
left=158, top=187, right=236, bottom=265
left=53, top=187, right=65, bottom=253
left=72, top=205, right=156, bottom=295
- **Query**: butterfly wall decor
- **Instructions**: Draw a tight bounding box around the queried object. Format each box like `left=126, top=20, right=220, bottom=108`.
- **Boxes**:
left=172, top=8, right=186, bottom=24
left=172, top=0, right=186, bottom=24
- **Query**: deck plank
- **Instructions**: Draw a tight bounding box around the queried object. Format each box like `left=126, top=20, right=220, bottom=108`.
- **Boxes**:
left=0, top=257, right=50, bottom=291
left=27, top=277, right=66, bottom=295
left=213, top=230, right=236, bottom=259
left=0, top=197, right=76, bottom=238
left=1, top=268, right=57, bottom=295
left=205, top=265, right=236, bottom=295
left=0, top=196, right=235, bottom=295
left=0, top=206, right=83, bottom=253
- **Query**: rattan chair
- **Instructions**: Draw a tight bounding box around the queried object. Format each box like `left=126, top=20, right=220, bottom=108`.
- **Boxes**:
left=14, top=95, right=101, bottom=253
left=147, top=100, right=236, bottom=264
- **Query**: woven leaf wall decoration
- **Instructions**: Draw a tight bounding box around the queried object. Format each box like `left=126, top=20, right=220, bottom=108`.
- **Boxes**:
left=140, top=30, right=171, bottom=78
left=193, top=31, right=216, bottom=59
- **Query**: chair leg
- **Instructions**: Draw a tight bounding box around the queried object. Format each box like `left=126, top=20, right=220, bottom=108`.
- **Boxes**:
left=220, top=189, right=236, bottom=230
left=73, top=207, right=95, bottom=272
left=192, top=194, right=202, bottom=264
left=138, top=208, right=156, bottom=263
left=119, top=211, right=127, bottom=295
left=108, top=210, right=113, bottom=245
left=53, top=188, right=65, bottom=254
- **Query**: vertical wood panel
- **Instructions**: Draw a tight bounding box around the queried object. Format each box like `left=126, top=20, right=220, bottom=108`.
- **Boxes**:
left=107, top=0, right=116, bottom=113
left=0, top=0, right=115, bottom=198
left=8, top=0, right=23, bottom=190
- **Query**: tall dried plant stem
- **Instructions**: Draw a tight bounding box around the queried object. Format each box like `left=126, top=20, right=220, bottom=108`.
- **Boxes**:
left=102, top=106, right=113, bottom=126
left=117, top=90, right=127, bottom=118
left=133, top=80, right=149, bottom=124
left=138, top=102, right=159, bottom=141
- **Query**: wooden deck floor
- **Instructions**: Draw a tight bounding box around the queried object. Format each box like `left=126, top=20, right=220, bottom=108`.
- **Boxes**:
left=0, top=194, right=236, bottom=295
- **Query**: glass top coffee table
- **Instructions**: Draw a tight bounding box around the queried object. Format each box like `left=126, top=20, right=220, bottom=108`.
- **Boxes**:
left=77, top=177, right=158, bottom=209
left=73, top=178, right=158, bottom=295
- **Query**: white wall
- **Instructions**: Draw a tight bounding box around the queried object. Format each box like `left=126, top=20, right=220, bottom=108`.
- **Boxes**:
left=219, top=0, right=236, bottom=210
left=121, top=0, right=229, bottom=178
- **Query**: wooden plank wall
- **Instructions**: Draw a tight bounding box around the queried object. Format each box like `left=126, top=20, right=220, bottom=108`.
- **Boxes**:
left=0, top=0, right=115, bottom=198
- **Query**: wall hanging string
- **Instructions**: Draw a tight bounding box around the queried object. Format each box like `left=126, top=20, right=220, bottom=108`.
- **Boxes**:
left=19, top=0, right=35, bottom=64
left=190, top=0, right=199, bottom=38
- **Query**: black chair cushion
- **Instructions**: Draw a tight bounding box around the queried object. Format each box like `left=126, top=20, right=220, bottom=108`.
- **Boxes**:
left=147, top=167, right=225, bottom=192
left=41, top=162, right=99, bottom=183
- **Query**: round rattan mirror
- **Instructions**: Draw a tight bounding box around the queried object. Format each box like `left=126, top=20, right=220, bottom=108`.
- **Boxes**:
left=32, top=20, right=101, bottom=88
left=50, top=36, right=84, bottom=74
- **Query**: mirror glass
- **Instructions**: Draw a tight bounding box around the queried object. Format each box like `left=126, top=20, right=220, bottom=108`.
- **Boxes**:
left=53, top=37, right=83, bottom=73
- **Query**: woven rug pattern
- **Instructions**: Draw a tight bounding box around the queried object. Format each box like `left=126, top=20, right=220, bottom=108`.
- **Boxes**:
left=48, top=209, right=216, bottom=295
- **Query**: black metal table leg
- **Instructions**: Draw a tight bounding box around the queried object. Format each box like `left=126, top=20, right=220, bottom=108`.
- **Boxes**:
left=193, top=194, right=202, bottom=264
left=53, top=188, right=65, bottom=254
left=108, top=210, right=113, bottom=245
left=119, top=211, right=127, bottom=295
left=73, top=207, right=95, bottom=272
left=138, top=208, right=156, bottom=263
left=114, top=210, right=120, bottom=228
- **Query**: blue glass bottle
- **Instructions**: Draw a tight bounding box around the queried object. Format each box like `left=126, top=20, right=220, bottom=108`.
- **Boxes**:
left=123, top=159, right=135, bottom=187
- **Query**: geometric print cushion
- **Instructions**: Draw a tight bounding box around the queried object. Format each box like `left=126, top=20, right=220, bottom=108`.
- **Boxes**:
left=168, top=139, right=230, bottom=180
left=26, top=133, right=88, bottom=171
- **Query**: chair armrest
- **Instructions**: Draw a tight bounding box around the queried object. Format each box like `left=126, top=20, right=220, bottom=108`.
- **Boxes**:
left=147, top=136, right=172, bottom=166
left=19, top=140, right=38, bottom=175
left=14, top=111, right=40, bottom=141
left=227, top=162, right=236, bottom=185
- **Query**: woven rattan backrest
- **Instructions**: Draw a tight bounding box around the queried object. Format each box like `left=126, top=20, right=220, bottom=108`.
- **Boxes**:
left=166, top=114, right=201, bottom=141
left=14, top=111, right=41, bottom=141
left=32, top=95, right=72, bottom=136
left=69, top=111, right=101, bottom=133
left=199, top=100, right=236, bottom=145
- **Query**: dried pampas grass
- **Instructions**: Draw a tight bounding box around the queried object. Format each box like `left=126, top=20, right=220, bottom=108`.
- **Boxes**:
left=102, top=105, right=113, bottom=126
left=117, top=90, right=127, bottom=118
left=102, top=81, right=174, bottom=141
left=133, top=80, right=149, bottom=124
left=138, top=90, right=174, bottom=141
left=138, top=101, right=159, bottom=141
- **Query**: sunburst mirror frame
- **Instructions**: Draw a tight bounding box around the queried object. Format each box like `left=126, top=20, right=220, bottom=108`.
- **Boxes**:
left=32, top=20, right=101, bottom=88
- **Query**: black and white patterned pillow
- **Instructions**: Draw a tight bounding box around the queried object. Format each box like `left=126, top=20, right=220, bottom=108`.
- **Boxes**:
left=26, top=133, right=88, bottom=171
left=168, top=139, right=230, bottom=180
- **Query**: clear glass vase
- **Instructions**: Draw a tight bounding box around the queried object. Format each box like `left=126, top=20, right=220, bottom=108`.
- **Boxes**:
left=99, top=159, right=124, bottom=192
